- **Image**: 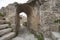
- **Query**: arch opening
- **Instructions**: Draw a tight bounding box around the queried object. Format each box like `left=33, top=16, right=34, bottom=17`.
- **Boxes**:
left=19, top=12, right=27, bottom=28
left=15, top=5, right=34, bottom=36
left=19, top=12, right=28, bottom=33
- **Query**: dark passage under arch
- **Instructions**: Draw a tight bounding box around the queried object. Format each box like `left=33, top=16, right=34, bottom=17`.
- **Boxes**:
left=15, top=4, right=40, bottom=36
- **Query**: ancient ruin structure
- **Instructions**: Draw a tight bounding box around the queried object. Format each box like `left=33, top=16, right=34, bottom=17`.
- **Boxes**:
left=0, top=0, right=60, bottom=40
left=15, top=2, right=40, bottom=35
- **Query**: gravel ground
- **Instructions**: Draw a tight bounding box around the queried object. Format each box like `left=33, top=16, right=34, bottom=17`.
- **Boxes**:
left=12, top=33, right=37, bottom=40
left=12, top=26, right=38, bottom=40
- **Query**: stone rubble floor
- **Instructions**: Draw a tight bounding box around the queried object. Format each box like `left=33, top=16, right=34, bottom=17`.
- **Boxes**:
left=0, top=32, right=52, bottom=40
left=11, top=26, right=52, bottom=40
left=12, top=33, right=37, bottom=40
left=44, top=38, right=52, bottom=40
left=12, top=26, right=38, bottom=40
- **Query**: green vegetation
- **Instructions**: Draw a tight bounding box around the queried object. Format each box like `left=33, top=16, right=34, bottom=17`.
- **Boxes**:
left=33, top=33, right=43, bottom=40
left=54, top=19, right=60, bottom=23
left=0, top=13, right=4, bottom=17
left=30, top=30, right=43, bottom=40
left=23, top=21, right=43, bottom=40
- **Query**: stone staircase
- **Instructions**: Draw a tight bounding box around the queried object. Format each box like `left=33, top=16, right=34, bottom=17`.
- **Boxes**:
left=1, top=17, right=60, bottom=40
left=11, top=25, right=38, bottom=40
left=41, top=26, right=60, bottom=40
left=51, top=32, right=60, bottom=40
left=0, top=17, right=15, bottom=40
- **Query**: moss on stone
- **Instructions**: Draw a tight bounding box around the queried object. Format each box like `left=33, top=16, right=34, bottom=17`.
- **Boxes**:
left=54, top=19, right=60, bottom=23
left=0, top=13, right=4, bottom=17
left=30, top=30, right=43, bottom=40
left=33, top=33, right=43, bottom=40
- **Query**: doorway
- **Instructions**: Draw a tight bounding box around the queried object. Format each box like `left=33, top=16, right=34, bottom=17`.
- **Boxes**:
left=19, top=12, right=28, bottom=34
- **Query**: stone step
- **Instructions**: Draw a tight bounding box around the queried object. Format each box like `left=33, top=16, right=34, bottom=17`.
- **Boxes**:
left=0, top=20, right=6, bottom=24
left=44, top=38, right=52, bottom=40
left=58, top=39, right=60, bottom=40
left=0, top=24, right=9, bottom=29
left=0, top=17, right=5, bottom=20
left=0, top=32, right=15, bottom=40
left=0, top=28, right=12, bottom=36
left=12, top=32, right=38, bottom=40
left=51, top=32, right=60, bottom=40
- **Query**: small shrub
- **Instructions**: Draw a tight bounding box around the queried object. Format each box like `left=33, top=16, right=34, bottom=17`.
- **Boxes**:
left=34, top=33, right=43, bottom=40
left=30, top=30, right=43, bottom=40
left=54, top=19, right=60, bottom=23
left=23, top=22, right=27, bottom=26
left=0, top=13, right=4, bottom=17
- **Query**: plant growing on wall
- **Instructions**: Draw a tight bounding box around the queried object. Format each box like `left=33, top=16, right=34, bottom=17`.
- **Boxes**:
left=30, top=29, right=44, bottom=40
left=34, top=33, right=44, bottom=40
left=54, top=19, right=60, bottom=32
left=0, top=13, right=4, bottom=17
left=54, top=19, right=60, bottom=23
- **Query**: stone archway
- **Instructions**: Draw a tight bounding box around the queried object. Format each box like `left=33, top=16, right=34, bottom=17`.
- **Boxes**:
left=15, top=5, right=32, bottom=35
left=15, top=4, right=40, bottom=36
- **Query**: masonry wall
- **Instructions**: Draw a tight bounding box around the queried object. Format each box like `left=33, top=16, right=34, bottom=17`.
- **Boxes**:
left=39, top=0, right=60, bottom=37
left=5, top=4, right=16, bottom=24
left=0, top=0, right=60, bottom=38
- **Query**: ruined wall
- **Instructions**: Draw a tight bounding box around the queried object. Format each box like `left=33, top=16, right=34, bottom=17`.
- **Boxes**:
left=0, top=7, right=6, bottom=16
left=40, top=0, right=60, bottom=37
left=0, top=0, right=60, bottom=37
left=0, top=3, right=18, bottom=31
left=5, top=3, right=17, bottom=24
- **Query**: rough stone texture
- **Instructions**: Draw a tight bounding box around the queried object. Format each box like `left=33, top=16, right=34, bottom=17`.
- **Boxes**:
left=0, top=24, right=9, bottom=29
left=0, top=0, right=60, bottom=39
left=5, top=3, right=16, bottom=24
left=0, top=32, right=15, bottom=40
left=0, top=16, right=15, bottom=40
left=12, top=25, right=38, bottom=40
left=0, top=28, right=12, bottom=36
left=12, top=33, right=37, bottom=40
left=40, top=0, right=60, bottom=37
left=51, top=32, right=60, bottom=40
left=44, top=38, right=52, bottom=40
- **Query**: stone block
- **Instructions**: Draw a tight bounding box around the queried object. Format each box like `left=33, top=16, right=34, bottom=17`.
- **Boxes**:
left=51, top=32, right=60, bottom=40
left=0, top=28, right=12, bottom=36
left=1, top=32, right=15, bottom=40
left=0, top=24, right=9, bottom=29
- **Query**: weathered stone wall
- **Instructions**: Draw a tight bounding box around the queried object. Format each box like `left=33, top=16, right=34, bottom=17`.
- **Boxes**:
left=0, top=7, right=6, bottom=16
left=0, top=0, right=60, bottom=38
left=5, top=3, right=17, bottom=24
left=0, top=3, right=17, bottom=32
left=39, top=0, right=60, bottom=37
